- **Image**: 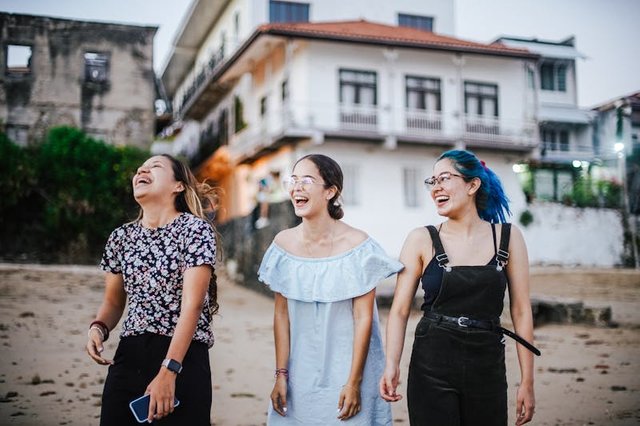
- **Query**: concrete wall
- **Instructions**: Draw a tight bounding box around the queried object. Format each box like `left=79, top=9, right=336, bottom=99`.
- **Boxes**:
left=0, top=13, right=156, bottom=148
left=521, top=202, right=625, bottom=267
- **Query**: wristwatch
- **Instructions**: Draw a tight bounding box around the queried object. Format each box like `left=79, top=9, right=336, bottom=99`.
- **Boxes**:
left=161, top=358, right=183, bottom=374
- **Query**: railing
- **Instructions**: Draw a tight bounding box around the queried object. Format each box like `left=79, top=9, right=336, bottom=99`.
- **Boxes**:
left=405, top=109, right=443, bottom=135
left=176, top=46, right=226, bottom=117
left=463, top=114, right=536, bottom=146
left=339, top=105, right=378, bottom=131
left=226, top=105, right=537, bottom=160
left=541, top=142, right=594, bottom=159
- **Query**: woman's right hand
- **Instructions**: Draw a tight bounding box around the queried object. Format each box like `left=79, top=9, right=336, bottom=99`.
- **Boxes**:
left=85, top=328, right=112, bottom=365
left=379, top=364, right=402, bottom=402
left=270, top=376, right=288, bottom=416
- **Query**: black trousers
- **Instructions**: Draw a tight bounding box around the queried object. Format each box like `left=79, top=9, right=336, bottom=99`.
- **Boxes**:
left=407, top=317, right=507, bottom=426
left=100, top=333, right=212, bottom=426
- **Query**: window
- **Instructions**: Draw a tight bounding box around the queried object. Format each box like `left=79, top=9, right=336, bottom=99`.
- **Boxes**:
left=6, top=44, right=32, bottom=75
left=260, top=96, right=268, bottom=117
left=403, top=168, right=421, bottom=208
left=339, top=69, right=377, bottom=106
left=220, top=31, right=226, bottom=57
left=398, top=13, right=433, bottom=32
left=234, top=96, right=246, bottom=133
left=540, top=62, right=567, bottom=92
left=234, top=12, right=240, bottom=40
left=341, top=164, right=360, bottom=206
left=406, top=76, right=441, bottom=110
left=281, top=79, right=289, bottom=102
left=464, top=82, right=498, bottom=116
left=84, top=52, right=109, bottom=83
left=269, top=1, right=309, bottom=23
left=541, top=129, right=570, bottom=152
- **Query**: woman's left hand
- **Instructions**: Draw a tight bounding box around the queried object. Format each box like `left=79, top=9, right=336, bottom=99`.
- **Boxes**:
left=515, top=381, right=535, bottom=425
left=145, top=369, right=178, bottom=422
left=337, top=384, right=361, bottom=421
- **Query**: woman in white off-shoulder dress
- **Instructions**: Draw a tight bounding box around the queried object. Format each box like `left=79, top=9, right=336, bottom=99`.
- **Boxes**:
left=258, top=154, right=402, bottom=425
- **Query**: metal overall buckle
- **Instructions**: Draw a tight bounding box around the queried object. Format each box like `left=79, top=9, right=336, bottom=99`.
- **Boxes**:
left=496, top=249, right=509, bottom=271
left=457, top=316, right=470, bottom=327
left=436, top=253, right=452, bottom=272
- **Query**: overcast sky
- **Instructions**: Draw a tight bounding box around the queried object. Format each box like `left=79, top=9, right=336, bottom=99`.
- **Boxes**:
left=1, top=0, right=638, bottom=107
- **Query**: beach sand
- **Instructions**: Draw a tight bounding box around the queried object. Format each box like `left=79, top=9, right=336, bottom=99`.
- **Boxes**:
left=0, top=264, right=638, bottom=425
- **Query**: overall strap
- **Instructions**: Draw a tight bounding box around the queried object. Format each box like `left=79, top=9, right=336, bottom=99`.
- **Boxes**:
left=496, top=223, right=511, bottom=271
left=491, top=223, right=497, bottom=254
left=426, top=225, right=451, bottom=271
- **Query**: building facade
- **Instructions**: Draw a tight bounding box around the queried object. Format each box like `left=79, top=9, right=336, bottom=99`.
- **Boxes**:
left=0, top=13, right=157, bottom=148
left=158, top=0, right=541, bottom=255
left=495, top=36, right=595, bottom=203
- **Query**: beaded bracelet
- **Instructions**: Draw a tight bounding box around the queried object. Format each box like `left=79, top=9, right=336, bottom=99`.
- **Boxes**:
left=274, top=368, right=289, bottom=379
left=88, top=325, right=104, bottom=341
left=89, top=320, right=110, bottom=341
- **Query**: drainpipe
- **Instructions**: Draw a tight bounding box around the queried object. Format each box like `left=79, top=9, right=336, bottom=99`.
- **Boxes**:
left=452, top=53, right=465, bottom=150
left=383, top=48, right=398, bottom=150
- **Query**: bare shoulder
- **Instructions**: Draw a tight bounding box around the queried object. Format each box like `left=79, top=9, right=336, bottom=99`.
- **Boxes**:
left=405, top=225, right=432, bottom=246
left=273, top=226, right=299, bottom=251
left=337, top=222, right=369, bottom=248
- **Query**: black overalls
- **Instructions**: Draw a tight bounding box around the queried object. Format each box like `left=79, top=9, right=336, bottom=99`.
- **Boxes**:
left=407, top=223, right=512, bottom=426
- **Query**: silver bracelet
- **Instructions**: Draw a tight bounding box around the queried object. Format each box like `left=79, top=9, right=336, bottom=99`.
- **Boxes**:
left=88, top=325, right=105, bottom=341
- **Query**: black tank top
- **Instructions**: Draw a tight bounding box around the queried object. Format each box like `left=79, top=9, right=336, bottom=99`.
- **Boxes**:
left=420, top=223, right=499, bottom=311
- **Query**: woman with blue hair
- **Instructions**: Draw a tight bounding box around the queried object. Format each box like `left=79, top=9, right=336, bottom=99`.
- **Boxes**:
left=380, top=150, right=539, bottom=425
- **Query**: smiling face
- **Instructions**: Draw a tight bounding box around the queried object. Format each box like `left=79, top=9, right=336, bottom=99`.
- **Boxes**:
left=132, top=155, right=184, bottom=204
left=430, top=158, right=479, bottom=219
left=288, top=159, right=336, bottom=219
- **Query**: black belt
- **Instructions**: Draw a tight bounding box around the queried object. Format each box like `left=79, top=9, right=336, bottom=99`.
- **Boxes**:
left=424, top=312, right=541, bottom=356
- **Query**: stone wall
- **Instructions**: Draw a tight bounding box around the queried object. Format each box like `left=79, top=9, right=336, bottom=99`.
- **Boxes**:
left=218, top=201, right=299, bottom=295
left=0, top=12, right=156, bottom=148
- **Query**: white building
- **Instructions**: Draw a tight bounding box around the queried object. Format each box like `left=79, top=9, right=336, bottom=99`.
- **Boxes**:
left=495, top=36, right=595, bottom=202
left=160, top=0, right=540, bottom=255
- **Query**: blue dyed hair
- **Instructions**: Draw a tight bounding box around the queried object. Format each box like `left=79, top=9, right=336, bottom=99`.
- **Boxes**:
left=437, top=150, right=512, bottom=224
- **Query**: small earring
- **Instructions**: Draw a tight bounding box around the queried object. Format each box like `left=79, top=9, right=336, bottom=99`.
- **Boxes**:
left=333, top=200, right=340, bottom=207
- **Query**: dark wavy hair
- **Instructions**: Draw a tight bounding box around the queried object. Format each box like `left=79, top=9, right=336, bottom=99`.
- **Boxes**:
left=136, top=154, right=220, bottom=316
left=437, top=150, right=512, bottom=223
left=295, top=154, right=344, bottom=220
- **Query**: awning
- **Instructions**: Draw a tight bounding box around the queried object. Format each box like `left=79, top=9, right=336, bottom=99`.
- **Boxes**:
left=539, top=105, right=593, bottom=124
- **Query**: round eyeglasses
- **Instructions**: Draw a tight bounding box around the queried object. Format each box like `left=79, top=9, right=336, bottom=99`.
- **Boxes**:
left=424, top=172, right=465, bottom=190
left=282, top=176, right=326, bottom=191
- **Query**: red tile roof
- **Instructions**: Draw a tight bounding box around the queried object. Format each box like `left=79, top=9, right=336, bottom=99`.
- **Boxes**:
left=258, top=20, right=537, bottom=59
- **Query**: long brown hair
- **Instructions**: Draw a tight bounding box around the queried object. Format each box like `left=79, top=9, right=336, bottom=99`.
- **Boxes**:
left=137, top=154, right=221, bottom=315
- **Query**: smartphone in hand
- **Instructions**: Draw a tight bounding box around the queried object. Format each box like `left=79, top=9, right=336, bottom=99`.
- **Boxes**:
left=129, top=394, right=180, bottom=423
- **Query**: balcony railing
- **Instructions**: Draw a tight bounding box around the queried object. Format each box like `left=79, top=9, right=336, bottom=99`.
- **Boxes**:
left=339, top=105, right=378, bottom=131
left=405, top=109, right=443, bottom=135
left=227, top=104, right=537, bottom=161
left=462, top=114, right=536, bottom=147
left=541, top=142, right=594, bottom=159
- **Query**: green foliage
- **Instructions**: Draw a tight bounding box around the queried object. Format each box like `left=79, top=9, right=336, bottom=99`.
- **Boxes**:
left=0, top=126, right=148, bottom=263
left=519, top=210, right=534, bottom=228
left=0, top=132, right=36, bottom=210
left=560, top=176, right=622, bottom=209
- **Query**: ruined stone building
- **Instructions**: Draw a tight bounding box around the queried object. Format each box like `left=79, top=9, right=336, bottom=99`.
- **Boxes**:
left=0, top=12, right=157, bottom=148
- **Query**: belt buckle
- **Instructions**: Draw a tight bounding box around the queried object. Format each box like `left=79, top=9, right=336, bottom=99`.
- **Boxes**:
left=457, top=316, right=470, bottom=327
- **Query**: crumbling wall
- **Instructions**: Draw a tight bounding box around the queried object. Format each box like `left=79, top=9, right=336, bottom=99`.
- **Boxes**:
left=0, top=13, right=156, bottom=147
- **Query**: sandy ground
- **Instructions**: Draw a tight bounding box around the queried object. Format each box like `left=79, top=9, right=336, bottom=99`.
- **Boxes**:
left=0, top=264, right=638, bottom=425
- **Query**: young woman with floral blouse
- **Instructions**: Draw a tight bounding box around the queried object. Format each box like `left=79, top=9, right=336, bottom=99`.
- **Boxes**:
left=86, top=154, right=219, bottom=425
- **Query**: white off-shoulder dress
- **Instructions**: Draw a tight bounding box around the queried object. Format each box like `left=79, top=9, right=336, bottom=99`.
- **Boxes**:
left=258, top=238, right=403, bottom=425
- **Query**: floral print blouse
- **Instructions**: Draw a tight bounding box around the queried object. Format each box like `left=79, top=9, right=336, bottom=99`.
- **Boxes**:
left=100, top=213, right=217, bottom=347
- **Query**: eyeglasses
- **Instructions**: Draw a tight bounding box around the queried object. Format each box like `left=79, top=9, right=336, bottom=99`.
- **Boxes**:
left=282, top=176, right=326, bottom=191
left=424, top=172, right=465, bottom=190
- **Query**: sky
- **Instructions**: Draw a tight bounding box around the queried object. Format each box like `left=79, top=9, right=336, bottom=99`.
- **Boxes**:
left=1, top=0, right=638, bottom=108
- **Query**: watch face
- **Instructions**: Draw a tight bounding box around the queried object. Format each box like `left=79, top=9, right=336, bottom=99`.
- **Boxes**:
left=163, top=359, right=182, bottom=373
